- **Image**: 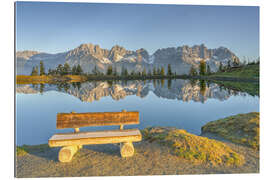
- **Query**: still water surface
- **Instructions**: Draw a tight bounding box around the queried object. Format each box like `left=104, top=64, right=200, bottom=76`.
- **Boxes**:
left=16, top=79, right=259, bottom=145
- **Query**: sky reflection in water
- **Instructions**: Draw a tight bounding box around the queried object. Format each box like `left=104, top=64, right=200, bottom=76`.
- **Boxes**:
left=16, top=79, right=259, bottom=145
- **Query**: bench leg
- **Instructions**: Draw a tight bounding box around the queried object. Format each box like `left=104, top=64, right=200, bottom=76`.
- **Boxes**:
left=58, top=146, right=79, bottom=163
left=120, top=142, right=134, bottom=157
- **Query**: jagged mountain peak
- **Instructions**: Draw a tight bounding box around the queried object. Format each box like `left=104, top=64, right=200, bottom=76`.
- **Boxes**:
left=17, top=43, right=240, bottom=75
left=16, top=50, right=41, bottom=60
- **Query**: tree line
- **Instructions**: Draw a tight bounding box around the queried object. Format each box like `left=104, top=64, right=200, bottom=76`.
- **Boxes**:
left=31, top=61, right=84, bottom=76
left=102, top=64, right=175, bottom=77
left=31, top=61, right=176, bottom=78
left=188, top=57, right=249, bottom=76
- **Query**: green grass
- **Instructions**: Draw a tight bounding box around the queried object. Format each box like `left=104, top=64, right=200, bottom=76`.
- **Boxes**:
left=202, top=112, right=259, bottom=150
left=16, top=146, right=28, bottom=156
left=213, top=80, right=259, bottom=96
left=142, top=127, right=244, bottom=166
left=16, top=144, right=50, bottom=156
left=210, top=64, right=259, bottom=79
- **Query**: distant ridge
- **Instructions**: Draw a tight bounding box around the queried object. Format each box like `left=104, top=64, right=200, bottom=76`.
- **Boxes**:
left=16, top=43, right=240, bottom=75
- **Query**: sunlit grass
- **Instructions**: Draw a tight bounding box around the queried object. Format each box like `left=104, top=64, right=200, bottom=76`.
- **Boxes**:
left=202, top=112, right=259, bottom=150
left=210, top=64, right=259, bottom=79
left=16, top=146, right=28, bottom=156
left=16, top=144, right=50, bottom=156
left=142, top=127, right=244, bottom=166
left=16, top=75, right=87, bottom=84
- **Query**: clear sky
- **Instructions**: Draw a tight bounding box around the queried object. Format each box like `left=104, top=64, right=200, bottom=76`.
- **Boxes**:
left=16, top=2, right=259, bottom=60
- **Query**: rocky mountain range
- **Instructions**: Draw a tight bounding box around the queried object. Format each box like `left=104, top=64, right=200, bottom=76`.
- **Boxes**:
left=16, top=79, right=244, bottom=103
left=16, top=43, right=240, bottom=75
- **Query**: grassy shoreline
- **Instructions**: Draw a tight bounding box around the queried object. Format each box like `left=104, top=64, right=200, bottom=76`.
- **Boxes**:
left=202, top=112, right=259, bottom=150
left=16, top=73, right=258, bottom=84
left=16, top=112, right=259, bottom=177
left=16, top=75, right=88, bottom=84
left=16, top=64, right=259, bottom=84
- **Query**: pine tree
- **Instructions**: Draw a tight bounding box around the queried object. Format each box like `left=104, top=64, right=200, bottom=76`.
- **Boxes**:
left=207, top=65, right=211, bottom=75
left=76, top=64, right=83, bottom=75
left=30, top=66, right=38, bottom=76
left=142, top=67, right=147, bottom=76
left=124, top=68, right=129, bottom=76
left=48, top=68, right=52, bottom=75
left=153, top=67, right=157, bottom=76
left=148, top=69, right=152, bottom=76
left=39, top=61, right=45, bottom=76
left=56, top=64, right=63, bottom=75
left=219, top=63, right=223, bottom=72
left=130, top=70, right=135, bottom=76
left=160, top=67, right=165, bottom=76
left=63, top=63, right=71, bottom=75
left=72, top=65, right=77, bottom=75
left=113, top=66, right=117, bottom=76
left=92, top=65, right=98, bottom=75
left=199, top=60, right=206, bottom=75
left=106, top=65, right=113, bottom=75
left=189, top=65, right=197, bottom=76
left=167, top=64, right=172, bottom=76
left=157, top=67, right=161, bottom=75
left=227, top=60, right=231, bottom=70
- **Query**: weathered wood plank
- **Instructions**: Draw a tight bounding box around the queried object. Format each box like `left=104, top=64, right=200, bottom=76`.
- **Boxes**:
left=56, top=111, right=139, bottom=129
left=48, top=129, right=142, bottom=147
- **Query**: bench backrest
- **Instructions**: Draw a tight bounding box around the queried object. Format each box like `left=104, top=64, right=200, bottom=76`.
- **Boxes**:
left=56, top=110, right=139, bottom=129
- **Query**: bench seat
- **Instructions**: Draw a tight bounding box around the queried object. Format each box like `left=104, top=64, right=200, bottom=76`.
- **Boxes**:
left=49, top=129, right=142, bottom=147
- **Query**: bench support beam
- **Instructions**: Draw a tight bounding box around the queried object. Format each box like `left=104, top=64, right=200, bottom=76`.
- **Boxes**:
left=74, top=128, right=83, bottom=149
left=58, top=146, right=79, bottom=163
left=120, top=142, right=134, bottom=157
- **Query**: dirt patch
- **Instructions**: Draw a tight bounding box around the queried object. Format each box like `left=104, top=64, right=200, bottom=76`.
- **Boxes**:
left=16, top=139, right=259, bottom=177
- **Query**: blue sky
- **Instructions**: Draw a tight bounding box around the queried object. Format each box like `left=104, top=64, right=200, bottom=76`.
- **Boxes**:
left=16, top=2, right=259, bottom=60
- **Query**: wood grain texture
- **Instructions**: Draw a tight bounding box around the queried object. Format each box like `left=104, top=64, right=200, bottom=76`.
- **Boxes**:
left=58, top=146, right=78, bottom=163
left=120, top=142, right=134, bottom=157
left=48, top=129, right=142, bottom=147
left=56, top=111, right=139, bottom=129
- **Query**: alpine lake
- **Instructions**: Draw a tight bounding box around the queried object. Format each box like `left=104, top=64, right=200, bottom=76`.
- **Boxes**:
left=16, top=78, right=259, bottom=145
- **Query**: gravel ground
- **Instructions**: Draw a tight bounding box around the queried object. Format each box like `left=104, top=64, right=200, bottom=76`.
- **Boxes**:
left=16, top=137, right=259, bottom=178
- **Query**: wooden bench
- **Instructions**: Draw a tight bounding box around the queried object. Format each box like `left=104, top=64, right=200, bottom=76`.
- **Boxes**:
left=48, top=110, right=142, bottom=162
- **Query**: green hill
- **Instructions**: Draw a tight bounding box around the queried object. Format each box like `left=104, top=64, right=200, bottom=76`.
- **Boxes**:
left=210, top=64, right=259, bottom=80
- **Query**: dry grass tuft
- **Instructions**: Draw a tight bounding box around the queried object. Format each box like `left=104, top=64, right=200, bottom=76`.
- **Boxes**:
left=16, top=146, right=28, bottom=156
left=202, top=112, right=259, bottom=150
left=142, top=127, right=244, bottom=166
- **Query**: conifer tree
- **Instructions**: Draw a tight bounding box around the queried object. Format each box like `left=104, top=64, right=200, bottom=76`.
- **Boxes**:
left=30, top=66, right=39, bottom=76
left=142, top=67, right=147, bottom=76
left=199, top=60, right=206, bottom=75
left=219, top=63, right=223, bottom=72
left=39, top=61, right=45, bottom=75
left=153, top=67, right=157, bottom=76
left=63, top=63, right=71, bottom=75
left=207, top=65, right=211, bottom=75
left=106, top=65, right=113, bottom=75
left=167, top=64, right=172, bottom=76
left=160, top=67, right=165, bottom=76
left=189, top=65, right=197, bottom=76
left=76, top=64, right=83, bottom=75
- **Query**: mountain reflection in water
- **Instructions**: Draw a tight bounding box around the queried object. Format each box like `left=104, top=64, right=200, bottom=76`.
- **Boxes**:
left=16, top=79, right=252, bottom=103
